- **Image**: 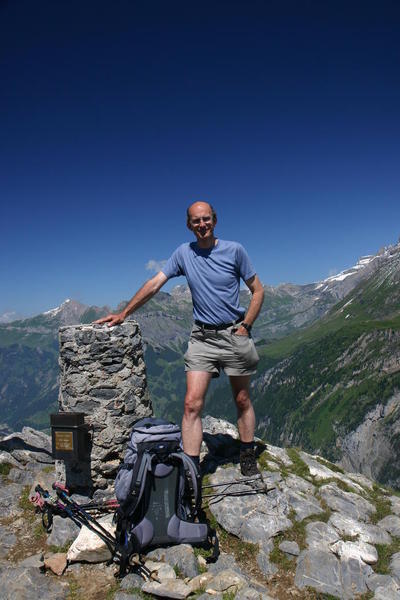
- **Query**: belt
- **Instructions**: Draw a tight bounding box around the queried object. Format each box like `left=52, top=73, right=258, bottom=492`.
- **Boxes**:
left=194, top=316, right=243, bottom=331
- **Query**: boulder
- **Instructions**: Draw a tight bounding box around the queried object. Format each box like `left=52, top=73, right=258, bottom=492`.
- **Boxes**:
left=47, top=515, right=81, bottom=548
left=142, top=579, right=191, bottom=599
left=67, top=514, right=115, bottom=563
left=44, top=552, right=68, bottom=576
left=0, top=565, right=69, bottom=599
left=146, top=545, right=199, bottom=578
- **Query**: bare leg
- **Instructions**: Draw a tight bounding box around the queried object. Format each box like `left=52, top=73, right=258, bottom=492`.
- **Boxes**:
left=229, top=375, right=255, bottom=442
left=182, top=371, right=212, bottom=455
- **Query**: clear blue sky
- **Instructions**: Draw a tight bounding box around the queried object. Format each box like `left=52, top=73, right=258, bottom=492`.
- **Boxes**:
left=1, top=0, right=399, bottom=316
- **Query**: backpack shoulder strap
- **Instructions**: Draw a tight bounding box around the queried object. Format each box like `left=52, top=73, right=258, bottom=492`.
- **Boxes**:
left=122, top=450, right=153, bottom=515
left=170, top=452, right=201, bottom=512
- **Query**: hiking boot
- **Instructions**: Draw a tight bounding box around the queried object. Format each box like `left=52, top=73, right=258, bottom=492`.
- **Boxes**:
left=240, top=447, right=261, bottom=477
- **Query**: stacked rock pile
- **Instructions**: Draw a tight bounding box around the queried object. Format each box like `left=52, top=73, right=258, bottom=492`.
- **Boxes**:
left=57, top=322, right=152, bottom=490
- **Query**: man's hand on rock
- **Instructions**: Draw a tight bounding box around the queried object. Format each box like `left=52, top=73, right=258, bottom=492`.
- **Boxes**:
left=93, top=313, right=125, bottom=327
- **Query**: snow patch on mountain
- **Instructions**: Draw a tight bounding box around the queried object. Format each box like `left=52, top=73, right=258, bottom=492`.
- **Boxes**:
left=43, top=298, right=71, bottom=317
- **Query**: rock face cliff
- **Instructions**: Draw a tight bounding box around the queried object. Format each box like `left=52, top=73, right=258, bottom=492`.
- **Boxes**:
left=2, top=419, right=400, bottom=599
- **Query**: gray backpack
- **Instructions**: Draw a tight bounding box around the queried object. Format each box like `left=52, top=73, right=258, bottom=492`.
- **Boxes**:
left=114, top=417, right=214, bottom=575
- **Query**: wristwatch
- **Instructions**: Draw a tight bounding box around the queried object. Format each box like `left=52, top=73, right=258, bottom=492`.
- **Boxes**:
left=241, top=322, right=252, bottom=333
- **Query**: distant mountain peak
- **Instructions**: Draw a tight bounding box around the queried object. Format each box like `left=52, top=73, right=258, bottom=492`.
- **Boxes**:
left=40, top=299, right=89, bottom=324
left=314, top=240, right=400, bottom=296
left=43, top=298, right=72, bottom=317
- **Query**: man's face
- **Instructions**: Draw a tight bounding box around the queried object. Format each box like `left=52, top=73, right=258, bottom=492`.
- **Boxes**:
left=187, top=202, right=216, bottom=243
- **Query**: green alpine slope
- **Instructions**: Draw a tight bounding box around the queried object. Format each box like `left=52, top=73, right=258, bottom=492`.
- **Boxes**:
left=244, top=245, right=400, bottom=486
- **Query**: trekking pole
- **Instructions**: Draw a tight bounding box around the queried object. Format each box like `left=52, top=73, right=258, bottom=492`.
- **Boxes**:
left=52, top=483, right=117, bottom=552
left=52, top=484, right=117, bottom=546
left=203, top=489, right=267, bottom=499
left=202, top=476, right=262, bottom=489
left=79, top=498, right=119, bottom=510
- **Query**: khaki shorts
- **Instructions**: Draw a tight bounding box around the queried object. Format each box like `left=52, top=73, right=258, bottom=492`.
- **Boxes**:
left=184, top=323, right=260, bottom=378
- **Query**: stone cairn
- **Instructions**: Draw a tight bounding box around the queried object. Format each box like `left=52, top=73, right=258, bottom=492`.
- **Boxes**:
left=57, top=321, right=152, bottom=491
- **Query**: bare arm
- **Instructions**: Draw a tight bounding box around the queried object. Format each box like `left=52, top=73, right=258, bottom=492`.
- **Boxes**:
left=235, top=274, right=264, bottom=336
left=94, top=271, right=168, bottom=326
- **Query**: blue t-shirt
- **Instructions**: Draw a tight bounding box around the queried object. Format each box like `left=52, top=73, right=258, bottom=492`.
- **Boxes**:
left=162, top=239, right=256, bottom=325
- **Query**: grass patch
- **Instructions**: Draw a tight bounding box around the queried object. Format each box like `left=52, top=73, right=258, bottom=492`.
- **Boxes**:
left=258, top=450, right=281, bottom=472
left=105, top=582, right=121, bottom=599
left=222, top=592, right=236, bottom=600
left=47, top=541, right=72, bottom=554
left=375, top=537, right=400, bottom=574
left=305, top=590, right=352, bottom=600
left=269, top=535, right=295, bottom=570
left=271, top=509, right=332, bottom=562
left=193, top=546, right=212, bottom=573
left=368, top=484, right=393, bottom=524
left=173, top=564, right=184, bottom=578
left=0, top=463, right=13, bottom=478
left=67, top=578, right=80, bottom=600
left=340, top=533, right=359, bottom=542
left=19, top=485, right=36, bottom=523
left=204, top=506, right=259, bottom=572
left=315, top=457, right=344, bottom=474
left=334, top=479, right=358, bottom=494
left=286, top=448, right=311, bottom=479
left=33, top=521, right=47, bottom=541
left=42, top=465, right=55, bottom=474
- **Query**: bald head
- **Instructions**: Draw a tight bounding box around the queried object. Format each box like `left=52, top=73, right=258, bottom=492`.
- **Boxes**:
left=186, top=202, right=217, bottom=226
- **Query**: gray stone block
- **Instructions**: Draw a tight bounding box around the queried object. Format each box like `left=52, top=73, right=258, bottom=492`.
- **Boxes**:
left=46, top=515, right=81, bottom=547
left=0, top=524, right=17, bottom=559
left=146, top=544, right=198, bottom=578
left=294, top=549, right=342, bottom=598
left=120, top=572, right=145, bottom=590
left=319, top=482, right=375, bottom=522
left=340, top=556, right=372, bottom=598
left=390, top=552, right=400, bottom=582
left=378, top=515, right=400, bottom=537
left=279, top=540, right=300, bottom=557
left=0, top=565, right=69, bottom=599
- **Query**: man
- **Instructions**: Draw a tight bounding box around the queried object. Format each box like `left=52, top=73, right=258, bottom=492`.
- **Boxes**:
left=95, top=201, right=264, bottom=476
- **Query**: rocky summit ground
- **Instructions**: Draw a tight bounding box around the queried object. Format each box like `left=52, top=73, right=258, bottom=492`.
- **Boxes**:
left=2, top=418, right=400, bottom=599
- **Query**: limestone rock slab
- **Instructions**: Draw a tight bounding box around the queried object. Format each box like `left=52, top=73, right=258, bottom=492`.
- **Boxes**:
left=279, top=540, right=300, bottom=557
left=206, top=568, right=247, bottom=593
left=305, top=521, right=340, bottom=550
left=319, top=482, right=375, bottom=521
left=373, top=579, right=400, bottom=599
left=67, top=514, right=115, bottom=562
left=46, top=514, right=81, bottom=548
left=377, top=515, right=400, bottom=537
left=236, top=587, right=275, bottom=600
left=142, top=579, right=191, bottom=599
left=294, top=549, right=342, bottom=598
left=119, top=572, right=144, bottom=590
left=330, top=540, right=378, bottom=564
left=0, top=524, right=16, bottom=560
left=146, top=544, right=198, bottom=578
left=340, top=556, right=373, bottom=598
left=390, top=552, right=400, bottom=582
left=329, top=512, right=392, bottom=545
left=0, top=565, right=69, bottom=599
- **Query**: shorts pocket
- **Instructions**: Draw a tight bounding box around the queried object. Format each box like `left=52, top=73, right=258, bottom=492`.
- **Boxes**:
left=231, top=333, right=259, bottom=366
